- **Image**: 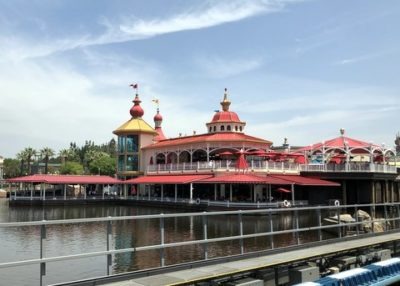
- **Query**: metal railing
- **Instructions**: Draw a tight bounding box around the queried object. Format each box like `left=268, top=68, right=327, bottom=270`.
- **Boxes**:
left=300, top=163, right=398, bottom=173
left=1, top=203, right=400, bottom=285
left=146, top=160, right=300, bottom=173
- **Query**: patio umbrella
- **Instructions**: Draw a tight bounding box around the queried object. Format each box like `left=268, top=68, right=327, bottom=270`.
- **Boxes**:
left=235, top=150, right=248, bottom=170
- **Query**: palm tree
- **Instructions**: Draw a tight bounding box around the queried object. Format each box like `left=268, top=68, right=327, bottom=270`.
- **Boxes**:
left=40, top=147, right=55, bottom=174
left=16, top=151, right=26, bottom=175
left=18, top=147, right=36, bottom=175
left=59, top=149, right=70, bottom=165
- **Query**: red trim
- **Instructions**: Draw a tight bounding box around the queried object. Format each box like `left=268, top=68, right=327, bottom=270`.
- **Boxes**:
left=125, top=174, right=213, bottom=184
left=269, top=175, right=340, bottom=186
left=6, top=174, right=121, bottom=184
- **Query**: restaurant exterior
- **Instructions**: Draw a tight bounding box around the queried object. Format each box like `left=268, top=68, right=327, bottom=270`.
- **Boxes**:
left=111, top=86, right=399, bottom=206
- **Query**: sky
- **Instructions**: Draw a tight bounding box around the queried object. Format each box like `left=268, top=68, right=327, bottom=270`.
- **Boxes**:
left=0, top=0, right=399, bottom=158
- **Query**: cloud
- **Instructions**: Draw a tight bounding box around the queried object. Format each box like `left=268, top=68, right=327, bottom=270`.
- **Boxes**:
left=0, top=0, right=300, bottom=62
left=119, top=0, right=283, bottom=38
left=332, top=50, right=391, bottom=66
left=195, top=55, right=263, bottom=78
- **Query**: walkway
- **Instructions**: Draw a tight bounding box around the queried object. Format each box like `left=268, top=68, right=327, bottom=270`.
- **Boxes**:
left=101, top=232, right=400, bottom=286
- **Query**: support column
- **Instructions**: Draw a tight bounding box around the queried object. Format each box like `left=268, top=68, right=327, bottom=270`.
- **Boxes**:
left=391, top=181, right=394, bottom=203
left=291, top=184, right=295, bottom=206
left=253, top=185, right=256, bottom=202
left=229, top=184, right=233, bottom=201
left=371, top=181, right=376, bottom=204
left=148, top=185, right=151, bottom=200
left=161, top=184, right=164, bottom=201
left=214, top=184, right=217, bottom=201
left=190, top=183, right=193, bottom=203
left=83, top=185, right=86, bottom=199
left=42, top=183, right=45, bottom=201
left=64, top=184, right=67, bottom=200
left=385, top=180, right=389, bottom=203
left=174, top=184, right=178, bottom=202
left=102, top=184, right=105, bottom=200
left=342, top=181, right=347, bottom=205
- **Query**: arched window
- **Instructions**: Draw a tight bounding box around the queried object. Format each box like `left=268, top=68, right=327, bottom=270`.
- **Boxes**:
left=213, top=126, right=216, bottom=132
left=235, top=126, right=238, bottom=131
left=220, top=125, right=225, bottom=131
left=239, top=126, right=242, bottom=131
left=209, top=127, right=212, bottom=133
left=227, top=125, right=231, bottom=131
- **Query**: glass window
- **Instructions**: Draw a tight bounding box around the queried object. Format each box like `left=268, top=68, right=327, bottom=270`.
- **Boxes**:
left=127, top=154, right=139, bottom=171
left=227, top=125, right=231, bottom=131
left=118, top=155, right=125, bottom=171
left=126, top=135, right=138, bottom=152
left=220, top=125, right=225, bottom=131
left=118, top=136, right=125, bottom=153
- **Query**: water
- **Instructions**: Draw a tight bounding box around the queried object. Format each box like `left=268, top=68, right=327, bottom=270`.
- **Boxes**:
left=0, top=199, right=320, bottom=286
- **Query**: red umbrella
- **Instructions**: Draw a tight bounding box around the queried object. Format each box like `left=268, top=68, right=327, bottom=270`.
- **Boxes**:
left=218, top=151, right=234, bottom=156
left=235, top=150, right=248, bottom=169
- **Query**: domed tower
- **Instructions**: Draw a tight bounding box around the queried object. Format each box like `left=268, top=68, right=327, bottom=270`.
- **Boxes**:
left=113, top=84, right=157, bottom=178
left=153, top=107, right=166, bottom=141
left=206, top=88, right=246, bottom=133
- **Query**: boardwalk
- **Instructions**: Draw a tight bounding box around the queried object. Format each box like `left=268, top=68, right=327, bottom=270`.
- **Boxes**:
left=57, top=232, right=400, bottom=286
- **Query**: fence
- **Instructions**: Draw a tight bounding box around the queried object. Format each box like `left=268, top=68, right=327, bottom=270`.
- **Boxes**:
left=1, top=203, right=400, bottom=285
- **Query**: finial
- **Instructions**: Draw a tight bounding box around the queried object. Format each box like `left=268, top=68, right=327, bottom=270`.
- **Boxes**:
left=220, top=88, right=231, bottom=112
left=130, top=83, right=138, bottom=95
left=340, top=128, right=345, bottom=136
left=129, top=83, right=144, bottom=118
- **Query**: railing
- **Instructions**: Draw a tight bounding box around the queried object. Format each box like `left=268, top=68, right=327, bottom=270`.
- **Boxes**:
left=1, top=203, right=400, bottom=285
left=300, top=163, right=398, bottom=173
left=147, top=160, right=300, bottom=173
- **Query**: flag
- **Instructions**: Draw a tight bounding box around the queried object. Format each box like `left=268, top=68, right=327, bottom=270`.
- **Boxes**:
left=152, top=98, right=160, bottom=105
left=130, top=83, right=138, bottom=89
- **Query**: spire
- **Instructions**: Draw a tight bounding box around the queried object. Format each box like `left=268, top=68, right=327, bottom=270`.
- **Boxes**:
left=153, top=107, right=166, bottom=141
left=129, top=83, right=144, bottom=118
left=220, top=88, right=231, bottom=112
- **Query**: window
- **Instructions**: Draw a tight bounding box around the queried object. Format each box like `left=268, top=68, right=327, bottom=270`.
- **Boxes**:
left=126, top=135, right=138, bottom=152
left=126, top=155, right=139, bottom=171
left=118, top=136, right=125, bottom=152
left=213, top=126, right=216, bottom=132
left=239, top=126, right=242, bottom=131
left=227, top=125, right=231, bottom=131
left=118, top=155, right=125, bottom=171
left=209, top=127, right=212, bottom=133
left=220, top=125, right=225, bottom=131
left=235, top=126, right=238, bottom=131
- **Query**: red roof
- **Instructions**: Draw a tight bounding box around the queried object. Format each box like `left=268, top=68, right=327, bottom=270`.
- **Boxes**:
left=198, top=174, right=291, bottom=185
left=154, top=127, right=167, bottom=141
left=210, top=111, right=242, bottom=123
left=143, top=132, right=272, bottom=149
left=125, top=174, right=213, bottom=184
left=269, top=175, right=340, bottom=186
left=296, top=135, right=380, bottom=153
left=7, top=174, right=122, bottom=184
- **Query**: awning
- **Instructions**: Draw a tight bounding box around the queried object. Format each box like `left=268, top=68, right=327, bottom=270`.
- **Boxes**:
left=197, top=174, right=292, bottom=185
left=6, top=174, right=122, bottom=185
left=269, top=175, right=340, bottom=186
left=125, top=174, right=213, bottom=184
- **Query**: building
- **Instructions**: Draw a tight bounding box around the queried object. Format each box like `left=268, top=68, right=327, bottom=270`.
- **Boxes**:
left=113, top=88, right=344, bottom=205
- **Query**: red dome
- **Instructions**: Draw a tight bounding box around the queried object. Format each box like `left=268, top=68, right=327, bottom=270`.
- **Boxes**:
left=211, top=111, right=241, bottom=123
left=130, top=95, right=144, bottom=118
left=154, top=111, right=163, bottom=121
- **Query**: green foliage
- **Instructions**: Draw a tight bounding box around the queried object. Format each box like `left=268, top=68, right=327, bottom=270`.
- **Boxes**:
left=40, top=147, right=55, bottom=174
left=3, top=158, right=20, bottom=178
left=59, top=161, right=84, bottom=175
left=89, top=154, right=116, bottom=176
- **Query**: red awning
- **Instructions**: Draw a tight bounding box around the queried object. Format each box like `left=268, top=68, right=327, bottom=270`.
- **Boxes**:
left=197, top=174, right=292, bottom=185
left=269, top=175, right=340, bottom=186
left=276, top=187, right=291, bottom=193
left=125, top=174, right=213, bottom=184
left=6, top=174, right=122, bottom=185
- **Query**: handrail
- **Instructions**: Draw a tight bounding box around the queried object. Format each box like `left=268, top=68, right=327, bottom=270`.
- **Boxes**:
left=1, top=202, right=400, bottom=285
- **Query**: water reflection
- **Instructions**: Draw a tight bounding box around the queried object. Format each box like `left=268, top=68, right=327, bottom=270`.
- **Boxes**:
left=0, top=199, right=320, bottom=286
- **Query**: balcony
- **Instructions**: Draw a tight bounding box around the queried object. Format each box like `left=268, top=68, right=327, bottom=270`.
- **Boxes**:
left=146, top=161, right=398, bottom=175
left=146, top=160, right=300, bottom=174
left=300, top=163, right=398, bottom=174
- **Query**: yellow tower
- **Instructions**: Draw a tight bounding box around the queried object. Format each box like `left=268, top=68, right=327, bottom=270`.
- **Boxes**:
left=113, top=85, right=157, bottom=178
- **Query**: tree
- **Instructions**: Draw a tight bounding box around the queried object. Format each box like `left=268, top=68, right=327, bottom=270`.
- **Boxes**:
left=59, top=162, right=84, bottom=175
left=3, top=158, right=20, bottom=178
left=59, top=149, right=70, bottom=165
left=89, top=155, right=116, bottom=176
left=40, top=147, right=55, bottom=174
left=17, top=147, right=36, bottom=175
